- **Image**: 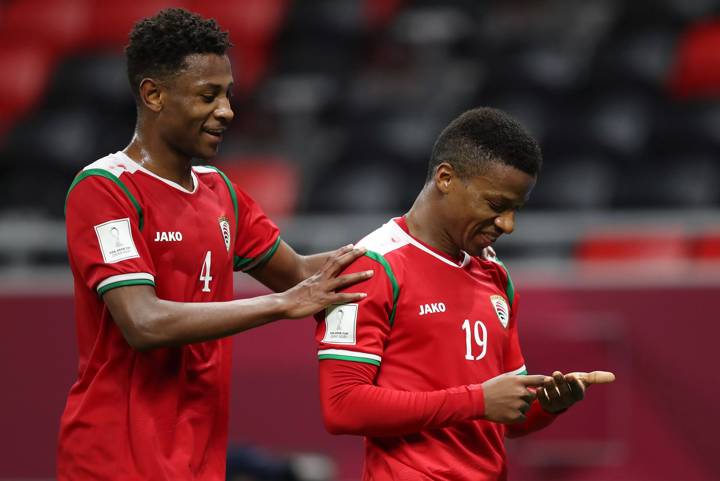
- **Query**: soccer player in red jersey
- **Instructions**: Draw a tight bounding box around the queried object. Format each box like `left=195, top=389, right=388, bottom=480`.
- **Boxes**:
left=58, top=9, right=373, bottom=481
left=315, top=108, right=615, bottom=480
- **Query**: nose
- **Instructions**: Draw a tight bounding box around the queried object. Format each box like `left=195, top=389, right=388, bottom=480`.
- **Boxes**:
left=494, top=211, right=515, bottom=235
left=214, top=96, right=234, bottom=124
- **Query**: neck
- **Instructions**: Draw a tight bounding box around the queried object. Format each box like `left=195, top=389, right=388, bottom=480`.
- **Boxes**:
left=123, top=127, right=194, bottom=190
left=405, top=185, right=461, bottom=259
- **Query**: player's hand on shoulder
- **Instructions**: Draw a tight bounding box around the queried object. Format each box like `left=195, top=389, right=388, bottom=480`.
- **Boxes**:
left=481, top=374, right=550, bottom=424
left=537, top=370, right=616, bottom=414
left=278, top=244, right=373, bottom=319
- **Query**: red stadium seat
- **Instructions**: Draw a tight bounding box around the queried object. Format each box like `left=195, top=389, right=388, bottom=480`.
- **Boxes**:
left=1, top=0, right=91, bottom=54
left=85, top=0, right=192, bottom=50
left=365, top=0, right=406, bottom=29
left=576, top=230, right=689, bottom=261
left=574, top=230, right=692, bottom=281
left=692, top=231, right=720, bottom=259
left=0, top=41, right=54, bottom=126
left=191, top=0, right=288, bottom=93
left=669, top=20, right=720, bottom=99
left=214, top=158, right=298, bottom=218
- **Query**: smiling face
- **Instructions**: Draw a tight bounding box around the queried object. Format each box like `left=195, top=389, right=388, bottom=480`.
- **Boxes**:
left=439, top=160, right=536, bottom=257
left=154, top=53, right=234, bottom=160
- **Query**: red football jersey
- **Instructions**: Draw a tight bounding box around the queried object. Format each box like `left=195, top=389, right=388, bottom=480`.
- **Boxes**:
left=316, top=217, right=525, bottom=481
left=59, top=152, right=279, bottom=481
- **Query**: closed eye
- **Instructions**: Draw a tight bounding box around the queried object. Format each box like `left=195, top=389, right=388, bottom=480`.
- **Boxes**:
left=488, top=201, right=505, bottom=213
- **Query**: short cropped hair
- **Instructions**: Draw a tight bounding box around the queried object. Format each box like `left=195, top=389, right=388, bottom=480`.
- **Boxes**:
left=125, top=8, right=232, bottom=99
left=427, top=107, right=542, bottom=182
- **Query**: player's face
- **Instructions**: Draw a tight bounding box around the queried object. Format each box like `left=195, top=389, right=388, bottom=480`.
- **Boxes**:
left=445, top=161, right=536, bottom=257
left=157, top=53, right=234, bottom=160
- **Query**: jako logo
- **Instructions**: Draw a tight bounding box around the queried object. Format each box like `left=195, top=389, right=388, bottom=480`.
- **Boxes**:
left=419, top=302, right=446, bottom=315
left=154, top=231, right=183, bottom=242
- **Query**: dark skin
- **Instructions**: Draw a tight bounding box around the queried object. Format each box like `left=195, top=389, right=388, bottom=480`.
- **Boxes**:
left=105, top=52, right=371, bottom=351
left=406, top=161, right=614, bottom=422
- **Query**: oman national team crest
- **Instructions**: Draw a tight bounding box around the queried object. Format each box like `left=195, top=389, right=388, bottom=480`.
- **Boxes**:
left=218, top=216, right=231, bottom=252
left=490, top=295, right=509, bottom=328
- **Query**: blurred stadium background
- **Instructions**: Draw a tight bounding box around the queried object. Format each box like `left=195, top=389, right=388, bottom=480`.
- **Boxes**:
left=0, top=0, right=718, bottom=480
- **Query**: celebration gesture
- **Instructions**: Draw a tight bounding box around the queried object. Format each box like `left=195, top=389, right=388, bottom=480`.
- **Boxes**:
left=537, top=370, right=616, bottom=413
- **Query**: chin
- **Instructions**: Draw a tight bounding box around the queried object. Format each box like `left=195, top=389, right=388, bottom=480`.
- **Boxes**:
left=195, top=147, right=219, bottom=160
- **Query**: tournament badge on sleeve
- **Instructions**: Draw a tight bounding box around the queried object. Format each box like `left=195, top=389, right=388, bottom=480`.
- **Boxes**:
left=490, top=295, right=509, bottom=328
left=322, top=304, right=358, bottom=344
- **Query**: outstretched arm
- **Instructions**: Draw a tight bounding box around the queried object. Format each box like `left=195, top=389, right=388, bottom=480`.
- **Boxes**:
left=104, top=245, right=372, bottom=350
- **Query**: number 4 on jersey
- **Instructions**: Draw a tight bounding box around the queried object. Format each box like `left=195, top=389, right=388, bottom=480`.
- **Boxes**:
left=200, top=250, right=213, bottom=292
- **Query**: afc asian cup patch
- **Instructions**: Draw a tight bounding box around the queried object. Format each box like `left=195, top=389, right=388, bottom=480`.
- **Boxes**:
left=94, top=218, right=139, bottom=264
left=322, top=304, right=358, bottom=345
left=490, top=295, right=509, bottom=328
left=219, top=216, right=231, bottom=252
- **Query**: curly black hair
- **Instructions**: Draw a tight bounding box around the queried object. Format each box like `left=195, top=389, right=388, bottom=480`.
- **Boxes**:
left=125, top=8, right=232, bottom=99
left=427, top=107, right=542, bottom=182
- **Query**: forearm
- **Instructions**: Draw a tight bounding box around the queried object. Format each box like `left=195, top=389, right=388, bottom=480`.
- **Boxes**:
left=105, top=286, right=288, bottom=350
left=504, top=400, right=558, bottom=438
left=138, top=295, right=287, bottom=348
left=320, top=360, right=485, bottom=437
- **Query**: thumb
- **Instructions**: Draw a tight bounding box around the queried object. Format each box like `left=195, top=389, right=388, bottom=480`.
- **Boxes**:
left=520, top=374, right=553, bottom=387
left=570, top=371, right=616, bottom=385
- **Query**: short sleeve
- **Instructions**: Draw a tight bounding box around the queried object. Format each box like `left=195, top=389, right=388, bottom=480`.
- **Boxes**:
left=316, top=254, right=395, bottom=366
left=65, top=174, right=156, bottom=296
left=231, top=184, right=280, bottom=272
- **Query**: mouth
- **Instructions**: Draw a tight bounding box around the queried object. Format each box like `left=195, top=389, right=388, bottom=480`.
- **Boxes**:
left=202, top=127, right=226, bottom=141
left=477, top=231, right=500, bottom=246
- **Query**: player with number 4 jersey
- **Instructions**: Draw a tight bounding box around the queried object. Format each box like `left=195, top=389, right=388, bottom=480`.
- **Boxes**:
left=58, top=9, right=373, bottom=481
left=61, top=152, right=278, bottom=479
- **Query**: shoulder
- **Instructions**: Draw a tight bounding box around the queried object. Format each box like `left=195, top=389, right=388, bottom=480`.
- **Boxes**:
left=70, top=152, right=139, bottom=187
left=65, top=152, right=142, bottom=211
left=357, top=220, right=411, bottom=257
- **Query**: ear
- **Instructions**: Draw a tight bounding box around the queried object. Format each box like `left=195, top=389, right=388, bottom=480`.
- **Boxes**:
left=433, top=162, right=456, bottom=195
left=138, top=78, right=164, bottom=113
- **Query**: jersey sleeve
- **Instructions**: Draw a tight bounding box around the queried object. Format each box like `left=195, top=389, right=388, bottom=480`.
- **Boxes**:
left=315, top=253, right=395, bottom=366
left=65, top=174, right=156, bottom=296
left=319, top=358, right=485, bottom=436
left=231, top=184, right=281, bottom=272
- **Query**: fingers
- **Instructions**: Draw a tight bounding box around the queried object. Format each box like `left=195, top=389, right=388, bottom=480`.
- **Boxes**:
left=323, top=245, right=367, bottom=277
left=332, top=292, right=368, bottom=303
left=537, top=384, right=551, bottom=406
left=552, top=371, right=575, bottom=400
left=543, top=375, right=561, bottom=403
left=520, top=374, right=553, bottom=387
left=565, top=375, right=586, bottom=401
left=576, top=371, right=616, bottom=385
left=329, top=270, right=374, bottom=291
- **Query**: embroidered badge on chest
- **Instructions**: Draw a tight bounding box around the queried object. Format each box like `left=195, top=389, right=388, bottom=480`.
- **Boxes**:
left=490, top=295, right=509, bottom=328
left=219, top=216, right=231, bottom=252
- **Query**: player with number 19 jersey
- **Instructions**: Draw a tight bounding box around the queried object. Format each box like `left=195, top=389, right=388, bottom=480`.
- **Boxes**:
left=59, top=151, right=279, bottom=481
left=316, top=216, right=530, bottom=481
